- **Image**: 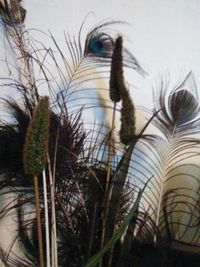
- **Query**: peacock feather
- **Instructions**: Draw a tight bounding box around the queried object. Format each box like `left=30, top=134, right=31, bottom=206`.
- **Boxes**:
left=0, top=1, right=200, bottom=267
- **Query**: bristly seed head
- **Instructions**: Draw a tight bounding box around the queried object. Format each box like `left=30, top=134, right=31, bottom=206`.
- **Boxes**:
left=109, top=36, right=123, bottom=103
left=120, top=86, right=136, bottom=145
left=23, top=96, right=50, bottom=176
left=109, top=35, right=136, bottom=144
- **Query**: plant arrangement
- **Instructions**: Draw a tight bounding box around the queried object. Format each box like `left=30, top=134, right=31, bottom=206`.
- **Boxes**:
left=0, top=1, right=200, bottom=267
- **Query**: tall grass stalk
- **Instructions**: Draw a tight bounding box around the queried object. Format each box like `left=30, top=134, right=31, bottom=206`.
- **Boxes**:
left=47, top=156, right=58, bottom=267
left=42, top=169, right=50, bottom=267
left=85, top=188, right=144, bottom=267
left=100, top=102, right=117, bottom=267
left=33, top=175, right=45, bottom=267
left=23, top=97, right=50, bottom=267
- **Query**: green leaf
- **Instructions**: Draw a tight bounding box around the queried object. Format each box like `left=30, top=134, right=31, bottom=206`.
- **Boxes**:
left=104, top=111, right=159, bottom=244
left=104, top=138, right=137, bottom=244
left=84, top=187, right=145, bottom=267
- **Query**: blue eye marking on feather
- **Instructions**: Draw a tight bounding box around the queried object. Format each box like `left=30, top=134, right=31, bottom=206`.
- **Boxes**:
left=88, top=38, right=106, bottom=56
left=85, top=33, right=115, bottom=58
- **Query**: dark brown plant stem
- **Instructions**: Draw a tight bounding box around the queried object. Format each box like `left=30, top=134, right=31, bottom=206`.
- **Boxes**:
left=34, top=175, right=45, bottom=267
left=104, top=102, right=117, bottom=195
left=108, top=102, right=117, bottom=168
left=88, top=203, right=98, bottom=260
left=100, top=102, right=116, bottom=267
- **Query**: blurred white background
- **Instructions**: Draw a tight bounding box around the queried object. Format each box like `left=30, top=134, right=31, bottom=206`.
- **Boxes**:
left=23, top=0, right=200, bottom=107
left=1, top=0, right=200, bottom=110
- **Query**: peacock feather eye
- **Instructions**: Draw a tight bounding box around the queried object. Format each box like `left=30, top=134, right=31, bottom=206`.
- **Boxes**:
left=85, top=33, right=115, bottom=58
left=0, top=0, right=26, bottom=26
left=170, top=89, right=199, bottom=125
left=89, top=38, right=105, bottom=56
